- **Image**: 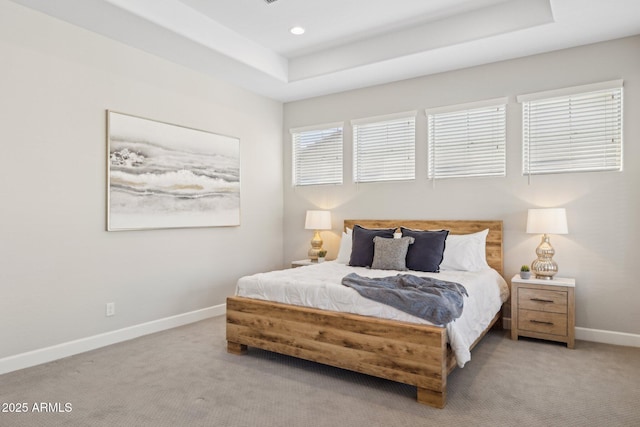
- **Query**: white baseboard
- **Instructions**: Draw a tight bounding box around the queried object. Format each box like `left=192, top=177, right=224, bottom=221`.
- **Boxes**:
left=502, top=317, right=640, bottom=348
left=0, top=304, right=225, bottom=375
left=575, top=327, right=640, bottom=347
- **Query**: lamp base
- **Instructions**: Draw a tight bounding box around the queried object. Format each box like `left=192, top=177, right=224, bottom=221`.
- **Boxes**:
left=531, top=234, right=558, bottom=280
left=308, top=230, right=323, bottom=261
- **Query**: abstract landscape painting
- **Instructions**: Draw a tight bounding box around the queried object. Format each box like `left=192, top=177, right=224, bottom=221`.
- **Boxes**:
left=107, top=111, right=240, bottom=230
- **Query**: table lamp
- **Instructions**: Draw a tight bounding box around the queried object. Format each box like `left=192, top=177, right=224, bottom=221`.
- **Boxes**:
left=526, top=208, right=568, bottom=280
left=305, top=210, right=331, bottom=261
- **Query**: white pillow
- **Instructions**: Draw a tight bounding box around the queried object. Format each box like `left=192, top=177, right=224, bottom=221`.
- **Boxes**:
left=335, top=228, right=353, bottom=264
left=440, top=229, right=489, bottom=271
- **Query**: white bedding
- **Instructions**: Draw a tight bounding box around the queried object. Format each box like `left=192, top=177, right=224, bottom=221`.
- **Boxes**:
left=235, top=261, right=509, bottom=367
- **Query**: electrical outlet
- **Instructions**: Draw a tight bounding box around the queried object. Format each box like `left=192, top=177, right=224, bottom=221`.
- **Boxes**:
left=106, top=302, right=115, bottom=317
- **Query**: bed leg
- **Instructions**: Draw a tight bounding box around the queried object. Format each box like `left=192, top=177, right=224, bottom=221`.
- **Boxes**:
left=417, top=387, right=446, bottom=409
left=227, top=341, right=247, bottom=355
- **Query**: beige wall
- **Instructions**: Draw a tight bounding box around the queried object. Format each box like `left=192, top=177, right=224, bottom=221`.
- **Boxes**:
left=0, top=1, right=283, bottom=358
left=283, top=36, right=640, bottom=336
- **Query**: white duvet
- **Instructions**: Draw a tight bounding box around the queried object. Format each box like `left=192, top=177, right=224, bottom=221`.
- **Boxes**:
left=235, top=261, right=509, bottom=367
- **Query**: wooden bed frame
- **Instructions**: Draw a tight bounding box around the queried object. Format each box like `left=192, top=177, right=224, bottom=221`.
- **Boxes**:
left=226, top=220, right=504, bottom=408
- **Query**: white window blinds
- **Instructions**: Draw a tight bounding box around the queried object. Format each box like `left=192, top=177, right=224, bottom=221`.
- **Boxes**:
left=427, top=100, right=506, bottom=179
left=291, top=123, right=343, bottom=186
left=519, top=81, right=623, bottom=175
left=352, top=112, right=416, bottom=183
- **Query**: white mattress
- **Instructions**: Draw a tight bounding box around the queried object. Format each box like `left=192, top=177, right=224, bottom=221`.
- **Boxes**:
left=235, top=261, right=509, bottom=367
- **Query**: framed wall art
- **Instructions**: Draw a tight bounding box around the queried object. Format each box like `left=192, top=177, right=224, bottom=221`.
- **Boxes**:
left=107, top=111, right=240, bottom=231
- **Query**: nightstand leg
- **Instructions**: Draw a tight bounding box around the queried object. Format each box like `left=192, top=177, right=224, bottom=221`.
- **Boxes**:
left=511, top=301, right=519, bottom=341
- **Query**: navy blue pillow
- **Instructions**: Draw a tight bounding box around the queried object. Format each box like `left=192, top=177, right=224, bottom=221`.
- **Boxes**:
left=349, top=225, right=396, bottom=267
left=401, top=228, right=449, bottom=272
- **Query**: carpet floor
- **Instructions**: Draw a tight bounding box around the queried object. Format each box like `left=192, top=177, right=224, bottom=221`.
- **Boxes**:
left=1, top=316, right=639, bottom=426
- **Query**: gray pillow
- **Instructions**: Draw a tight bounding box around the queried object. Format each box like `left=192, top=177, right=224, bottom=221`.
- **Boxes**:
left=349, top=225, right=396, bottom=267
left=371, top=236, right=415, bottom=271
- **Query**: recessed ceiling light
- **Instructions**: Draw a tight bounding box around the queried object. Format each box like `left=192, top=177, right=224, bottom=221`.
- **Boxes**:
left=289, top=26, right=305, bottom=35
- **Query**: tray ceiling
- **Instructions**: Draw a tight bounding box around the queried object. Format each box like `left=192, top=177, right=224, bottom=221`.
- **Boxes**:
left=9, top=0, right=640, bottom=101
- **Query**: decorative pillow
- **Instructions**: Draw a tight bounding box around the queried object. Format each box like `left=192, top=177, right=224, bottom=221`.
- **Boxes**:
left=440, top=229, right=490, bottom=271
left=349, top=225, right=396, bottom=267
left=371, top=236, right=415, bottom=271
left=336, top=231, right=352, bottom=264
left=400, top=228, right=449, bottom=272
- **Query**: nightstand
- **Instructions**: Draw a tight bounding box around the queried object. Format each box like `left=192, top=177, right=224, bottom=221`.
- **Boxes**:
left=291, top=259, right=315, bottom=268
left=511, top=275, right=575, bottom=348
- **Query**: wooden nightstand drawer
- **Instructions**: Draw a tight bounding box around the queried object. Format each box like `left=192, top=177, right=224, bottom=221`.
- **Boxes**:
left=518, top=309, right=567, bottom=336
left=518, top=288, right=567, bottom=314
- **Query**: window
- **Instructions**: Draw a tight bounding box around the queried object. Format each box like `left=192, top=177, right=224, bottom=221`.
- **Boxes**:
left=291, top=123, right=343, bottom=186
left=519, top=80, right=623, bottom=175
left=352, top=112, right=416, bottom=183
left=427, top=98, right=507, bottom=179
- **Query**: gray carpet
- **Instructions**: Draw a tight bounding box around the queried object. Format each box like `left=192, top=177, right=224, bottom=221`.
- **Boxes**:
left=1, top=316, right=639, bottom=426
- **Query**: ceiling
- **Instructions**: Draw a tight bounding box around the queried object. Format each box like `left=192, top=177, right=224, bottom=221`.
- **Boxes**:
left=9, top=0, right=640, bottom=102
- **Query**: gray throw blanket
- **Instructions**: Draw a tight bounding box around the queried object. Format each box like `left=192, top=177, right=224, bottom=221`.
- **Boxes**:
left=341, top=273, right=468, bottom=325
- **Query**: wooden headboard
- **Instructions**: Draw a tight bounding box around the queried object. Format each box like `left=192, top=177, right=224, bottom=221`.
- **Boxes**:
left=343, top=219, right=504, bottom=277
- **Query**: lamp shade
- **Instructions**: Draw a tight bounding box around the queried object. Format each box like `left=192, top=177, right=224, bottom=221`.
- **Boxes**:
left=526, top=208, right=568, bottom=235
left=305, top=210, right=331, bottom=230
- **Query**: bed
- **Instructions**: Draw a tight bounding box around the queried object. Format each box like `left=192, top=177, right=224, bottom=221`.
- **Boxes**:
left=226, top=220, right=506, bottom=408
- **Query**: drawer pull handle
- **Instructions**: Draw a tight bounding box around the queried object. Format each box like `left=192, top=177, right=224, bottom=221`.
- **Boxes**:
left=530, top=320, right=554, bottom=325
left=530, top=298, right=554, bottom=303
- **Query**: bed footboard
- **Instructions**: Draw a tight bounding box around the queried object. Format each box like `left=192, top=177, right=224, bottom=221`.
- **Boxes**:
left=226, top=296, right=451, bottom=408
